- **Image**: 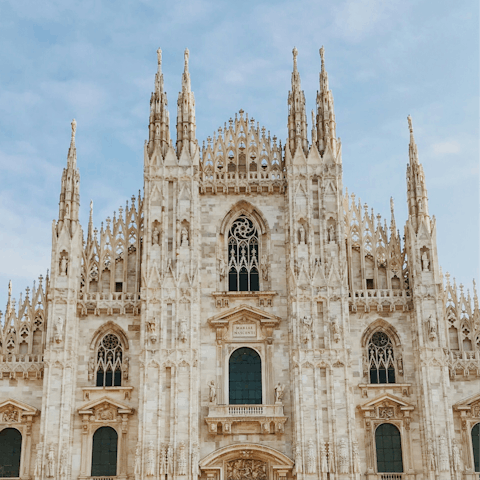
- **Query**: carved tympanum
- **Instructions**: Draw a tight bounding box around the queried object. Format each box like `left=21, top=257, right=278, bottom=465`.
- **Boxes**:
left=226, top=459, right=267, bottom=480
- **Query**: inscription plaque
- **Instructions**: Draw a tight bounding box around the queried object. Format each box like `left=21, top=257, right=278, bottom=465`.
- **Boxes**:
left=233, top=324, right=257, bottom=338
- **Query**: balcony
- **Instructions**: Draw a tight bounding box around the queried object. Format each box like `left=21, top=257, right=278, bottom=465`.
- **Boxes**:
left=0, top=354, right=44, bottom=379
left=380, top=475, right=404, bottom=480
left=205, top=404, right=287, bottom=435
left=77, top=292, right=141, bottom=316
left=349, top=289, right=410, bottom=313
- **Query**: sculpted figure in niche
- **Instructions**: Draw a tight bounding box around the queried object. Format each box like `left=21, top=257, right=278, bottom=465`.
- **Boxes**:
left=275, top=382, right=285, bottom=403
left=179, top=318, right=188, bottom=343
left=306, top=439, right=316, bottom=474
left=422, top=251, right=429, bottom=271
left=46, top=444, right=55, bottom=478
left=438, top=434, right=449, bottom=471
left=54, top=316, right=64, bottom=343
left=320, top=441, right=328, bottom=473
left=219, top=257, right=227, bottom=279
left=146, top=441, right=155, bottom=476
left=298, top=224, right=306, bottom=244
left=302, top=315, right=313, bottom=345
left=452, top=438, right=462, bottom=472
left=60, top=255, right=68, bottom=276
left=352, top=440, right=360, bottom=473
left=181, top=227, right=189, bottom=247
left=331, top=315, right=341, bottom=343
left=134, top=443, right=141, bottom=480
left=208, top=380, right=217, bottom=403
left=427, top=438, right=436, bottom=470
left=328, top=224, right=335, bottom=242
left=191, top=442, right=199, bottom=476
left=261, top=254, right=268, bottom=281
left=34, top=443, right=43, bottom=480
left=122, top=356, right=129, bottom=380
left=167, top=444, right=174, bottom=474
left=60, top=443, right=68, bottom=477
left=152, top=226, right=160, bottom=245
left=427, top=314, right=437, bottom=341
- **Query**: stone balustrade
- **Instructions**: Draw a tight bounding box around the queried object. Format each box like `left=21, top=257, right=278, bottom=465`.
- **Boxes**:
left=349, top=289, right=411, bottom=312
left=77, top=292, right=141, bottom=316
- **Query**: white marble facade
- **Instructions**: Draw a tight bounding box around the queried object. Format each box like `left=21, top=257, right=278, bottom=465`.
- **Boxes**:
left=0, top=47, right=479, bottom=480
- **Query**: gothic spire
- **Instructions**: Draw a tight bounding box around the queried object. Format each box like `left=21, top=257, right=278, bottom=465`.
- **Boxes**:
left=406, top=115, right=429, bottom=233
left=87, top=200, right=94, bottom=245
left=287, top=47, right=308, bottom=156
left=176, top=48, right=196, bottom=157
left=58, top=119, right=80, bottom=231
left=315, top=46, right=337, bottom=156
left=147, top=48, right=171, bottom=159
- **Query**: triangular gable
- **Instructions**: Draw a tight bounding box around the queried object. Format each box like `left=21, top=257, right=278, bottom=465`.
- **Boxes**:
left=178, top=143, right=192, bottom=166
left=78, top=396, right=133, bottom=415
left=360, top=393, right=414, bottom=412
left=292, top=144, right=307, bottom=166
left=306, top=142, right=322, bottom=165
left=454, top=392, right=480, bottom=411
left=207, top=304, right=281, bottom=328
left=0, top=398, right=38, bottom=416
left=164, top=145, right=178, bottom=166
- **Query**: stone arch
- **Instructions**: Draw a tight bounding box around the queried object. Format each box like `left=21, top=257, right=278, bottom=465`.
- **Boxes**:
left=89, top=321, right=129, bottom=351
left=361, top=319, right=402, bottom=348
left=199, top=443, right=293, bottom=470
left=220, top=200, right=269, bottom=236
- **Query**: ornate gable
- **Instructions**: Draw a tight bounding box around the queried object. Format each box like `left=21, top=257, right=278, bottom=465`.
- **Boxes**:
left=0, top=398, right=38, bottom=423
left=78, top=396, right=133, bottom=418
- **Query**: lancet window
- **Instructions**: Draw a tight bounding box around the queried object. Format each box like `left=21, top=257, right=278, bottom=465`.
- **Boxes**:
left=228, top=216, right=260, bottom=292
left=375, top=423, right=403, bottom=473
left=95, top=334, right=123, bottom=387
left=368, top=332, right=396, bottom=384
left=91, top=426, right=118, bottom=476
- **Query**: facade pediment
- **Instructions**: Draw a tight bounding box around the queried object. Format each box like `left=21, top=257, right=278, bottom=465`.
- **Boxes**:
left=0, top=398, right=38, bottom=420
left=78, top=396, right=134, bottom=416
left=207, top=304, right=281, bottom=328
left=360, top=393, right=415, bottom=412
left=454, top=392, right=480, bottom=412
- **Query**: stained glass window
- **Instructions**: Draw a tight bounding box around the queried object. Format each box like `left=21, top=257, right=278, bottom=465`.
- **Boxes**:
left=229, top=347, right=262, bottom=405
left=228, top=216, right=259, bottom=292
left=368, top=332, right=396, bottom=384
left=96, top=334, right=123, bottom=387
left=375, top=423, right=403, bottom=473
left=91, top=427, right=118, bottom=477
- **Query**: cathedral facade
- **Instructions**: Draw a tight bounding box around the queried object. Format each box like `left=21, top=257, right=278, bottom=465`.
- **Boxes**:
left=0, top=47, right=479, bottom=480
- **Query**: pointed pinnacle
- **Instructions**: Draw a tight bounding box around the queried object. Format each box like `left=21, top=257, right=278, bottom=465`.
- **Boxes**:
left=184, top=48, right=189, bottom=72
left=320, top=46, right=325, bottom=67
left=157, top=48, right=162, bottom=69
left=292, top=47, right=298, bottom=71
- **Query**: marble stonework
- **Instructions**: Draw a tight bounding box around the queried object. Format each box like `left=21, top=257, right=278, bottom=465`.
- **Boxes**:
left=1, top=47, right=479, bottom=480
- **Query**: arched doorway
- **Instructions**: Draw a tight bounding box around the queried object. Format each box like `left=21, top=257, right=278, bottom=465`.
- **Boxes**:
left=0, top=428, right=22, bottom=478
left=229, top=347, right=262, bottom=404
left=375, top=423, right=403, bottom=473
left=91, top=426, right=118, bottom=477
left=472, top=423, right=480, bottom=472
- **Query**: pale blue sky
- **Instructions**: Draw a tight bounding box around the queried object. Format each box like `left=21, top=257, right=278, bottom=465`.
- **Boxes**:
left=0, top=0, right=478, bottom=310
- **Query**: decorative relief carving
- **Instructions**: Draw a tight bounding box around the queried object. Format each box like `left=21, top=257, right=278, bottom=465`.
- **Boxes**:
left=438, top=434, right=449, bottom=472
left=59, top=442, right=68, bottom=479
left=134, top=442, right=141, bottom=480
left=293, top=442, right=303, bottom=473
left=378, top=406, right=395, bottom=419
left=191, top=442, right=199, bottom=477
left=2, top=405, right=19, bottom=422
left=177, top=441, right=187, bottom=475
left=146, top=441, right=155, bottom=476
left=46, top=443, right=55, bottom=478
left=34, top=442, right=43, bottom=480
left=452, top=438, right=462, bottom=472
left=226, top=459, right=267, bottom=480
left=306, top=439, right=316, bottom=473
left=352, top=440, right=360, bottom=473
left=96, top=404, right=116, bottom=421
left=338, top=438, right=349, bottom=474
left=167, top=443, right=174, bottom=473
left=426, top=438, right=436, bottom=471
left=320, top=441, right=328, bottom=473
left=159, top=443, right=167, bottom=475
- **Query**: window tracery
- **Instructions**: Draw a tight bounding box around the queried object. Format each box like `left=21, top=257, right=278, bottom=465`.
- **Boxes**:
left=228, top=216, right=260, bottom=292
left=368, top=332, right=396, bottom=384
left=95, top=334, right=123, bottom=387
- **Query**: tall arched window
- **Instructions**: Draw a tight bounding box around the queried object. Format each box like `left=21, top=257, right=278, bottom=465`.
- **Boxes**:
left=473, top=423, right=480, bottom=472
left=229, top=347, right=262, bottom=405
left=228, top=216, right=260, bottom=292
left=96, top=334, right=123, bottom=387
left=91, top=426, right=118, bottom=477
left=375, top=423, right=403, bottom=473
left=368, top=332, right=396, bottom=384
left=0, top=428, right=22, bottom=478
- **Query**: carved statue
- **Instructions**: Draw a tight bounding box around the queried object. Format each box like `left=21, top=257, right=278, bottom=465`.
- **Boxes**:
left=338, top=438, right=349, bottom=474
left=181, top=227, right=189, bottom=247
left=274, top=383, right=285, bottom=403
left=427, top=314, right=437, bottom=341
left=260, top=254, right=268, bottom=281
left=452, top=438, right=462, bottom=472
left=191, top=442, right=199, bottom=476
left=438, top=434, right=449, bottom=471
left=208, top=380, right=217, bottom=403
left=331, top=315, right=341, bottom=343
left=34, top=443, right=43, bottom=480
left=134, top=442, right=141, bottom=480
left=46, top=444, right=55, bottom=478
left=352, top=440, right=360, bottom=473
left=427, top=438, right=436, bottom=470
left=293, top=442, right=303, bottom=473
left=226, top=460, right=266, bottom=480
left=122, top=356, right=129, bottom=380
left=397, top=352, right=404, bottom=376
left=422, top=251, right=429, bottom=271
left=302, top=315, right=313, bottom=345
left=219, top=258, right=227, bottom=279
left=54, top=316, right=64, bottom=343
left=157, top=48, right=162, bottom=65
left=167, top=443, right=174, bottom=473
left=320, top=441, right=328, bottom=473
left=159, top=443, right=167, bottom=475
left=328, top=224, right=335, bottom=242
left=306, top=439, right=316, bottom=474
left=152, top=226, right=160, bottom=245
left=298, top=224, right=306, bottom=244
left=60, top=443, right=68, bottom=477
left=179, top=318, right=188, bottom=343
left=2, top=406, right=18, bottom=422
left=88, top=357, right=95, bottom=380
left=60, top=255, right=68, bottom=276
left=177, top=441, right=187, bottom=475
left=146, top=441, right=155, bottom=476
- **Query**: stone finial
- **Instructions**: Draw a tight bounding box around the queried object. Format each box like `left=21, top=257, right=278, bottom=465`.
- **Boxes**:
left=390, top=197, right=394, bottom=215
left=407, top=114, right=413, bottom=134
left=157, top=48, right=162, bottom=66
left=319, top=45, right=325, bottom=65
left=71, top=119, right=77, bottom=141
left=292, top=46, right=298, bottom=70
left=184, top=48, right=189, bottom=70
